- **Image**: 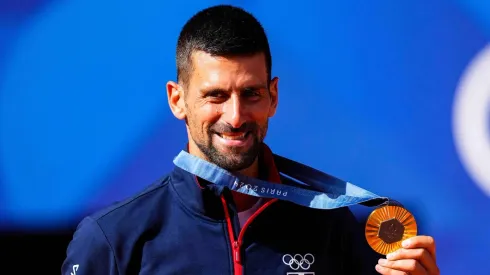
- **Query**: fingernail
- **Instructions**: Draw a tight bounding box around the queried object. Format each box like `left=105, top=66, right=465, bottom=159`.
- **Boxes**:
left=378, top=258, right=387, bottom=265
left=386, top=252, right=395, bottom=260
left=402, top=239, right=410, bottom=247
left=375, top=264, right=383, bottom=272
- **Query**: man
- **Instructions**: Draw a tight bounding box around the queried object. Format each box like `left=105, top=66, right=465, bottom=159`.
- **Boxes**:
left=62, top=4, right=439, bottom=275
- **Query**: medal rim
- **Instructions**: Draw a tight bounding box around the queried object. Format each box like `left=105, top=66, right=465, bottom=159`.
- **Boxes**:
left=365, top=205, right=418, bottom=255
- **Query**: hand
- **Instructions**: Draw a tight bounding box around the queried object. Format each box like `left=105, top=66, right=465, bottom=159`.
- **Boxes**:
left=375, top=235, right=440, bottom=275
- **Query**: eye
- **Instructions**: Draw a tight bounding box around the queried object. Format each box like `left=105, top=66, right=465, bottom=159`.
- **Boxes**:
left=242, top=88, right=261, bottom=98
left=205, top=90, right=227, bottom=98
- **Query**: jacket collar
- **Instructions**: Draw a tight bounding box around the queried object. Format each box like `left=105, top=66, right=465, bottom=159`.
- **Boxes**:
left=259, top=143, right=282, bottom=184
left=169, top=143, right=281, bottom=218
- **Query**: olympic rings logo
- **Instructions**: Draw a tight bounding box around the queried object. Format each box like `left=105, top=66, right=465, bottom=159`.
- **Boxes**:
left=282, top=253, right=315, bottom=270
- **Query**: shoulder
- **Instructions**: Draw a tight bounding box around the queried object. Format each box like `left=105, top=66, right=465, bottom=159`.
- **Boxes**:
left=87, top=173, right=172, bottom=232
left=68, top=172, right=174, bottom=246
left=62, top=174, right=174, bottom=274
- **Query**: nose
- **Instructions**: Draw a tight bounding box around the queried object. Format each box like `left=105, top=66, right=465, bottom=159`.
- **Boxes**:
left=221, top=93, right=247, bottom=129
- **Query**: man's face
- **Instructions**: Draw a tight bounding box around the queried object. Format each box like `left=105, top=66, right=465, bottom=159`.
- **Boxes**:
left=178, top=51, right=278, bottom=171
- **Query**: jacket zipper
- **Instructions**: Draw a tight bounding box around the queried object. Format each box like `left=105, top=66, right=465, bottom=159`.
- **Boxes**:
left=221, top=196, right=278, bottom=275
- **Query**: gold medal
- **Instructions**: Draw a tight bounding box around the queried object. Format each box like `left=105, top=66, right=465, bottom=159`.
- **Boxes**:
left=365, top=203, right=417, bottom=255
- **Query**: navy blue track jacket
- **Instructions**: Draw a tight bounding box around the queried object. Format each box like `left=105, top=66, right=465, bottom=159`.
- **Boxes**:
left=62, top=145, right=381, bottom=274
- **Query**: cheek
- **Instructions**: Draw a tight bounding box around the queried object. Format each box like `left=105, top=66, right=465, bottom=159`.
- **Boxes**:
left=190, top=106, right=220, bottom=133
left=247, top=108, right=270, bottom=135
left=248, top=101, right=270, bottom=121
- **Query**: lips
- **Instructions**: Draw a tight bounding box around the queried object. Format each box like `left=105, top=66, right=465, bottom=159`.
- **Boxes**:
left=216, top=132, right=249, bottom=140
left=214, top=131, right=252, bottom=147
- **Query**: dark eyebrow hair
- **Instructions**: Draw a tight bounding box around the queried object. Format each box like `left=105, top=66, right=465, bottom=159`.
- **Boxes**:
left=241, top=84, right=268, bottom=91
left=199, top=88, right=228, bottom=96
left=200, top=84, right=268, bottom=94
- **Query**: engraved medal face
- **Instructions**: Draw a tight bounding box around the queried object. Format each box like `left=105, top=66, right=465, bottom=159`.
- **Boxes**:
left=365, top=205, right=417, bottom=255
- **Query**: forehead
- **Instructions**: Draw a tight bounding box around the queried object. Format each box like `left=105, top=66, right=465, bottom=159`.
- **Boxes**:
left=188, top=50, right=268, bottom=91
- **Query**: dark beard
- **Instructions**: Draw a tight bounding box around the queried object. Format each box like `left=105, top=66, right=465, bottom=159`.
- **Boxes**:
left=193, top=121, right=267, bottom=171
left=194, top=135, right=261, bottom=171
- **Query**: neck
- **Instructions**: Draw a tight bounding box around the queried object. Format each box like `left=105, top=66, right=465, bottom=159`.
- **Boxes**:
left=236, top=157, right=259, bottom=178
left=231, top=158, right=261, bottom=212
left=187, top=140, right=261, bottom=211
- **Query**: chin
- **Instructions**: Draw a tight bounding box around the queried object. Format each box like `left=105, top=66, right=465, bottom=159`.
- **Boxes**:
left=215, top=152, right=257, bottom=171
left=195, top=138, right=259, bottom=170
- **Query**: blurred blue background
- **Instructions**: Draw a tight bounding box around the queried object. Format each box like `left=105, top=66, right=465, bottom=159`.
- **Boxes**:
left=1, top=0, right=489, bottom=274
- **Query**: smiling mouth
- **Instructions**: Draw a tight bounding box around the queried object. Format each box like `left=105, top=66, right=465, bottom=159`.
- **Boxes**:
left=216, top=132, right=250, bottom=140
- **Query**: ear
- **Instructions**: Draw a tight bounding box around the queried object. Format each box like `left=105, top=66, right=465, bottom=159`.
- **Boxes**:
left=166, top=81, right=186, bottom=120
left=268, top=76, right=279, bottom=117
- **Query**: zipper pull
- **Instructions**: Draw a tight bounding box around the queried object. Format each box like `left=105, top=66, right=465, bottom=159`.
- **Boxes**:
left=233, top=241, right=241, bottom=263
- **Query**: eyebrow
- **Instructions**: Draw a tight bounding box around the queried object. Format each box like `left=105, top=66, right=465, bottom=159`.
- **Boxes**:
left=201, top=84, right=268, bottom=94
left=241, top=84, right=268, bottom=91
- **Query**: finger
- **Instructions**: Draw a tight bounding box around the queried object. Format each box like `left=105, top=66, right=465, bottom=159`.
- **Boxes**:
left=375, top=264, right=411, bottom=275
left=378, top=258, right=427, bottom=274
left=386, top=248, right=438, bottom=274
left=401, top=235, right=436, bottom=260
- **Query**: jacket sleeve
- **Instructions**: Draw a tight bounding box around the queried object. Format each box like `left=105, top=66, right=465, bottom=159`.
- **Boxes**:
left=61, top=216, right=119, bottom=275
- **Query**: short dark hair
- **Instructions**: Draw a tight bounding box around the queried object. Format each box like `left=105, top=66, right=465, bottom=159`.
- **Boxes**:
left=176, top=5, right=272, bottom=86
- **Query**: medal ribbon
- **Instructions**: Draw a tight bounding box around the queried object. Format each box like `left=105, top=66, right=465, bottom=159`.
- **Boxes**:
left=173, top=150, right=390, bottom=209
